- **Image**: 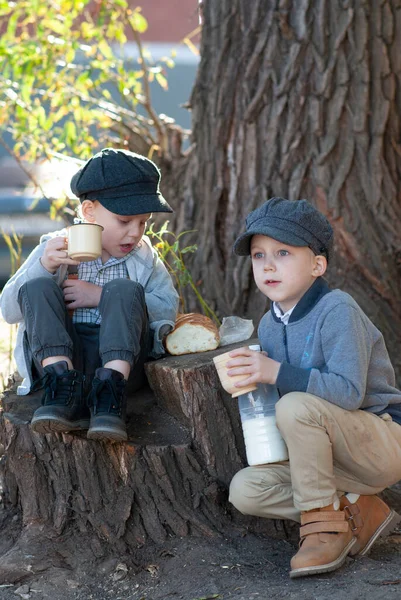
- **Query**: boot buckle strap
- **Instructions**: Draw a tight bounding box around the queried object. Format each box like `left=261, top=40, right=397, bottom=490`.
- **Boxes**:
left=343, top=504, right=364, bottom=532
left=301, top=510, right=346, bottom=525
left=300, top=521, right=350, bottom=537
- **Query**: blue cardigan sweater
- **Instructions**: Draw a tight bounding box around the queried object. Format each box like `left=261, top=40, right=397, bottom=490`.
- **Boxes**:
left=258, top=278, right=401, bottom=423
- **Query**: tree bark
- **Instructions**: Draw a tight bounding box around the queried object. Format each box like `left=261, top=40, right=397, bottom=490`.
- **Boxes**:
left=163, top=0, right=401, bottom=383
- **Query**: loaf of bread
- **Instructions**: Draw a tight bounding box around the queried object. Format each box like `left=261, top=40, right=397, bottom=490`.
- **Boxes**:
left=165, top=313, right=220, bottom=355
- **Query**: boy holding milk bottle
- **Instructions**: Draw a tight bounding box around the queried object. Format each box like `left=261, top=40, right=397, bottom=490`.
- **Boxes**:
left=226, top=197, right=401, bottom=578
left=0, top=148, right=178, bottom=443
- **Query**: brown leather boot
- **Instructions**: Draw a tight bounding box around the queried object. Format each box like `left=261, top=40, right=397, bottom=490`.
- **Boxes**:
left=340, top=494, right=401, bottom=556
left=290, top=505, right=357, bottom=578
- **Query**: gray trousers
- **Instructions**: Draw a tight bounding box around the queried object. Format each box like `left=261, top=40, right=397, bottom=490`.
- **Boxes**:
left=17, top=277, right=150, bottom=393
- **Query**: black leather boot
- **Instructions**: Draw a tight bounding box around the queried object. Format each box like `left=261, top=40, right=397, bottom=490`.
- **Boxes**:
left=30, top=361, right=89, bottom=434
left=87, top=367, right=127, bottom=442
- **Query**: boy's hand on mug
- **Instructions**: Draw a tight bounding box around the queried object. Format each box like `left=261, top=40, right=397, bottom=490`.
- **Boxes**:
left=226, top=347, right=281, bottom=387
left=62, top=279, right=102, bottom=309
left=41, top=237, right=80, bottom=274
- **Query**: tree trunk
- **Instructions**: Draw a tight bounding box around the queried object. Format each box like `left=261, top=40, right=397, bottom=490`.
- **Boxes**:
left=163, top=0, right=401, bottom=383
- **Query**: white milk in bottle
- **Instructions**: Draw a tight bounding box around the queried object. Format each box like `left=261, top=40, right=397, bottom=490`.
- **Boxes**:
left=238, top=345, right=288, bottom=465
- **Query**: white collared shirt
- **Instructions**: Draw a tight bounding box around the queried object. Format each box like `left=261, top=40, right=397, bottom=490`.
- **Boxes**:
left=272, top=302, right=296, bottom=325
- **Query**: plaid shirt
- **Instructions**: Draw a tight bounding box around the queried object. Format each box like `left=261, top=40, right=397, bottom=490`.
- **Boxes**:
left=72, top=251, right=134, bottom=325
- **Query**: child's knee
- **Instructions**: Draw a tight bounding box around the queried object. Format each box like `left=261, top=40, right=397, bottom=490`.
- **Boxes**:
left=229, top=467, right=278, bottom=515
left=276, top=392, right=323, bottom=433
left=103, top=278, right=144, bottom=301
left=18, top=277, right=59, bottom=305
left=229, top=468, right=256, bottom=514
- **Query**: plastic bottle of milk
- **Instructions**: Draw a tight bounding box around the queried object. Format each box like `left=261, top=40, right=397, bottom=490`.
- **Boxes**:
left=238, top=344, right=289, bottom=465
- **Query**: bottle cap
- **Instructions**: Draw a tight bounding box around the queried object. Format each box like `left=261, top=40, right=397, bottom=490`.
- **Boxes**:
left=248, top=344, right=261, bottom=352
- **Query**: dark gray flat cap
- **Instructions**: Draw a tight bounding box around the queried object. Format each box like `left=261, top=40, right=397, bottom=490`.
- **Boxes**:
left=70, top=148, right=173, bottom=215
left=233, top=197, right=334, bottom=261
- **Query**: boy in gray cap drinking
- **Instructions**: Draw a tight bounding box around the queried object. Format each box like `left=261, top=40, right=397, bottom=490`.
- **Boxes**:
left=227, top=197, right=401, bottom=578
left=0, top=148, right=178, bottom=442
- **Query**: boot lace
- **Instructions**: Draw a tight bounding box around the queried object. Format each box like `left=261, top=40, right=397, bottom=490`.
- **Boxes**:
left=31, top=370, right=79, bottom=406
left=88, top=378, right=124, bottom=415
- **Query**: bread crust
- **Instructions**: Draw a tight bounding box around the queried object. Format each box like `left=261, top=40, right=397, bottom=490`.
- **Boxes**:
left=165, top=313, right=220, bottom=355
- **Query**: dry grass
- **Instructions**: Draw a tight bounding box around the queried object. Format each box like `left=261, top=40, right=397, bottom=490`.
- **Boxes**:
left=0, top=316, right=17, bottom=392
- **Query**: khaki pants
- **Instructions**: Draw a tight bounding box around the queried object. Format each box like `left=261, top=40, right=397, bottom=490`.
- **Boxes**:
left=229, top=392, right=401, bottom=523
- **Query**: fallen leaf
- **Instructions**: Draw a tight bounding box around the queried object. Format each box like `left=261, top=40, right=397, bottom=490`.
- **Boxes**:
left=111, top=563, right=128, bottom=582
left=146, top=563, right=159, bottom=577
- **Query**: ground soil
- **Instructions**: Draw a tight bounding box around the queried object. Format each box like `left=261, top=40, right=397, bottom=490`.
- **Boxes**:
left=1, top=500, right=401, bottom=600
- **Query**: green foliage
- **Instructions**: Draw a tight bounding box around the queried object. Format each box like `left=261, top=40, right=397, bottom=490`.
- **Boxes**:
left=0, top=0, right=174, bottom=163
left=147, top=222, right=220, bottom=326
left=1, top=228, right=23, bottom=277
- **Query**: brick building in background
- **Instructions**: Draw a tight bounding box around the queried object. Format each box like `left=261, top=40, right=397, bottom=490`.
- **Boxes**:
left=140, top=0, right=199, bottom=42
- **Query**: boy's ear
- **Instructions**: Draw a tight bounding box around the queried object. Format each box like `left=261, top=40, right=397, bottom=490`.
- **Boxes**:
left=81, top=200, right=96, bottom=223
left=312, top=255, right=328, bottom=277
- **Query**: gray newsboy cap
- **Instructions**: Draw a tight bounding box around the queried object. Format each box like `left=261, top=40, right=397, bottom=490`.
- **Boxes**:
left=233, top=197, right=334, bottom=261
left=70, top=148, right=173, bottom=215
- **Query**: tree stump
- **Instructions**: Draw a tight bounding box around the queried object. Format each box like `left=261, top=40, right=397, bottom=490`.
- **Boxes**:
left=0, top=340, right=298, bottom=584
